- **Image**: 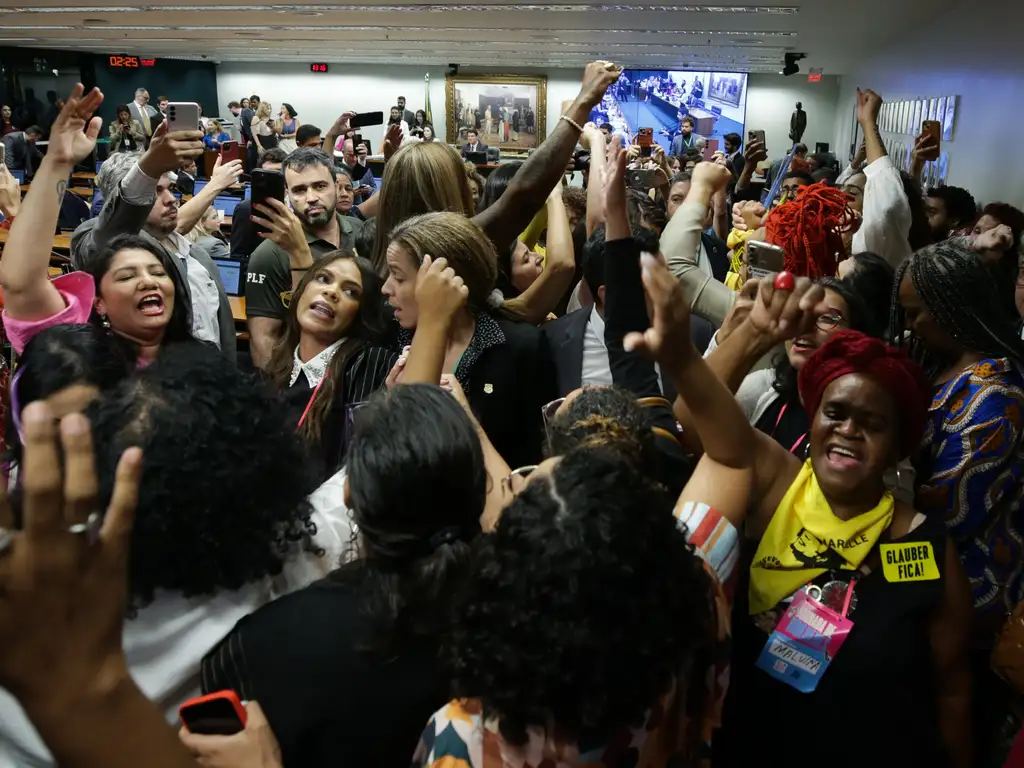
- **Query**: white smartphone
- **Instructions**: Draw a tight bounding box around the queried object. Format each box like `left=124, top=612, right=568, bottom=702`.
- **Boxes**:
left=166, top=102, right=201, bottom=133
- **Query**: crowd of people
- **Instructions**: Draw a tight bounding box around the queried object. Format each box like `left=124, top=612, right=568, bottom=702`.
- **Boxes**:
left=0, top=61, right=1023, bottom=768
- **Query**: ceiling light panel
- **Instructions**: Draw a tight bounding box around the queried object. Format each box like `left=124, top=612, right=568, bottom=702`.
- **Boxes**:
left=2, top=4, right=798, bottom=12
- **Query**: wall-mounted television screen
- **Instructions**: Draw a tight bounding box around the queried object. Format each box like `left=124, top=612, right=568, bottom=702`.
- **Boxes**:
left=588, top=69, right=748, bottom=154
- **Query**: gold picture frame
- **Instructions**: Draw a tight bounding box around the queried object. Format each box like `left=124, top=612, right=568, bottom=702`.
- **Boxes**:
left=446, top=73, right=547, bottom=157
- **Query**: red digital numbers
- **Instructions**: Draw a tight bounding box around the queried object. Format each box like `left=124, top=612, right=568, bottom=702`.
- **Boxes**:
left=310, top=63, right=329, bottom=73
left=141, top=58, right=156, bottom=67
left=108, top=55, right=140, bottom=68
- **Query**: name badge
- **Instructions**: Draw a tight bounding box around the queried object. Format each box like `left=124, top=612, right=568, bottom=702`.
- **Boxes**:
left=755, top=587, right=854, bottom=693
left=880, top=542, right=939, bottom=583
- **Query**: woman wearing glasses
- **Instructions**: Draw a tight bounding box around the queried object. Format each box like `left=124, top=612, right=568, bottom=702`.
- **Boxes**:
left=674, top=277, right=872, bottom=459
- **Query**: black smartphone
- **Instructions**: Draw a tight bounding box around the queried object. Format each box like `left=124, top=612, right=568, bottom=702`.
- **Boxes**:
left=179, top=692, right=246, bottom=736
left=350, top=111, right=384, bottom=129
left=353, top=132, right=362, bottom=150
left=250, top=169, right=286, bottom=232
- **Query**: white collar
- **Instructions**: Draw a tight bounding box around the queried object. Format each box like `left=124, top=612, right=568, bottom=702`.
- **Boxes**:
left=290, top=338, right=346, bottom=388
left=586, top=304, right=606, bottom=346
left=165, top=230, right=193, bottom=260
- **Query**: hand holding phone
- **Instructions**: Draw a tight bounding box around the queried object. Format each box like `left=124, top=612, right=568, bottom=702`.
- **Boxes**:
left=746, top=240, right=786, bottom=281
left=179, top=691, right=247, bottom=736
left=350, top=111, right=385, bottom=130
left=167, top=102, right=202, bottom=134
left=919, top=120, right=941, bottom=162
left=250, top=169, right=286, bottom=234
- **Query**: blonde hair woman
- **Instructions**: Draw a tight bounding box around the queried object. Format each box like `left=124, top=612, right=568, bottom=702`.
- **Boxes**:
left=251, top=101, right=278, bottom=154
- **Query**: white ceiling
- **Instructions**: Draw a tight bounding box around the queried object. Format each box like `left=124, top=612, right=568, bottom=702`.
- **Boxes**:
left=0, top=0, right=957, bottom=74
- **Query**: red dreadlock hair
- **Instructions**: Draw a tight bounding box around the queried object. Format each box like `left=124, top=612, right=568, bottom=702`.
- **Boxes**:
left=764, top=181, right=855, bottom=279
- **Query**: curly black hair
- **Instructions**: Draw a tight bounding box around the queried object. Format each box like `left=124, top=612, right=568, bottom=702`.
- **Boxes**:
left=4, top=324, right=133, bottom=465
left=546, top=386, right=655, bottom=466
left=86, top=342, right=321, bottom=606
left=448, top=446, right=714, bottom=746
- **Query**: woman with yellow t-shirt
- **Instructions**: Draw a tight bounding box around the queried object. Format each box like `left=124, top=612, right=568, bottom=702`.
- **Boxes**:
left=628, top=261, right=973, bottom=768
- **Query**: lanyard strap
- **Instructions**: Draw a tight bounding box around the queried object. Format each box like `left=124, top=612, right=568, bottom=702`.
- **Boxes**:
left=297, top=372, right=328, bottom=430
left=771, top=402, right=808, bottom=456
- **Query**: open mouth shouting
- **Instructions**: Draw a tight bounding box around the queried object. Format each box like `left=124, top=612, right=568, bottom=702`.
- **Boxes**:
left=138, top=293, right=166, bottom=317
left=825, top=443, right=862, bottom=470
left=308, top=299, right=336, bottom=321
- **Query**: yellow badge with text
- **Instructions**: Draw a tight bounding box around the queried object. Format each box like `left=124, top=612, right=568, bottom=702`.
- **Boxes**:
left=880, top=542, right=940, bottom=583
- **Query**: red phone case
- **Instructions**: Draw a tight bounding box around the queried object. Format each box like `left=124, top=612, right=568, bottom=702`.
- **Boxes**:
left=179, top=690, right=247, bottom=730
left=220, top=141, right=240, bottom=164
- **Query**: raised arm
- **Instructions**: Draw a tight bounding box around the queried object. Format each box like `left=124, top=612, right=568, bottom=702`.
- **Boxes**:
left=661, top=160, right=736, bottom=327
left=0, top=85, right=103, bottom=323
left=626, top=262, right=827, bottom=527
left=176, top=154, right=243, bottom=234
left=473, top=61, right=620, bottom=253
left=501, top=185, right=576, bottom=323
left=583, top=122, right=608, bottom=238
left=321, top=111, right=355, bottom=158
left=400, top=255, right=469, bottom=387
left=0, top=405, right=196, bottom=768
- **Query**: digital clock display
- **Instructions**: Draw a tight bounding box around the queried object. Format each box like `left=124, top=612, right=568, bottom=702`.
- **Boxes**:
left=310, top=63, right=329, bottom=73
left=108, top=55, right=156, bottom=68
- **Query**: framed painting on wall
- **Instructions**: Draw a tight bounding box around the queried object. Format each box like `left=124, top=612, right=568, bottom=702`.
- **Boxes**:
left=943, top=95, right=957, bottom=140
left=446, top=73, right=547, bottom=156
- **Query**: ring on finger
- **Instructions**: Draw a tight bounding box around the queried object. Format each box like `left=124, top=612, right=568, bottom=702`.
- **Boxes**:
left=67, top=512, right=102, bottom=547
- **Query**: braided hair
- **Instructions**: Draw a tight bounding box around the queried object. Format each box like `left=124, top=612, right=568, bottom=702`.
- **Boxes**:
left=889, top=242, right=1024, bottom=372
left=764, top=181, right=855, bottom=278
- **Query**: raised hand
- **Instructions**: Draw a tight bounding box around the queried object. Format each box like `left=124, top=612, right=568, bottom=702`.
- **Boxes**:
left=746, top=271, right=830, bottom=341
left=0, top=404, right=142, bottom=709
left=743, top=139, right=767, bottom=169
left=578, top=60, right=622, bottom=109
left=732, top=200, right=767, bottom=232
left=140, top=120, right=204, bottom=178
left=623, top=252, right=695, bottom=375
left=910, top=129, right=939, bottom=165
left=602, top=141, right=628, bottom=221
left=691, top=158, right=733, bottom=195
left=45, top=84, right=104, bottom=167
left=382, top=123, right=404, bottom=160
left=856, top=88, right=883, bottom=127
left=579, top=121, right=602, bottom=151
left=252, top=198, right=311, bottom=267
left=414, top=255, right=468, bottom=323
left=209, top=155, right=244, bottom=192
left=331, top=111, right=357, bottom=135
left=973, top=223, right=1013, bottom=254
left=0, top=164, right=21, bottom=219
left=717, top=277, right=761, bottom=344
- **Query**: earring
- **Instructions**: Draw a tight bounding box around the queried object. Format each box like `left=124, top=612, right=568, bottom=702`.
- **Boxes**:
left=101, top=314, right=111, bottom=328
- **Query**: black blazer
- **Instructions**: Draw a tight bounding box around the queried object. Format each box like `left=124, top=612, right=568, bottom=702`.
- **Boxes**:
left=703, top=231, right=731, bottom=285
left=463, top=316, right=556, bottom=469
left=541, top=307, right=590, bottom=397
left=461, top=142, right=489, bottom=157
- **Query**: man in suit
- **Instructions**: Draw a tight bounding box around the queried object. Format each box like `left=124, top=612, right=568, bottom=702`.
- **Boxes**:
left=461, top=129, right=488, bottom=158
left=723, top=132, right=745, bottom=178
left=71, top=123, right=237, bottom=361
left=240, top=95, right=258, bottom=169
left=2, top=126, right=43, bottom=178
left=670, top=116, right=699, bottom=157
left=128, top=88, right=159, bottom=147
left=396, top=95, right=416, bottom=128
left=544, top=227, right=712, bottom=399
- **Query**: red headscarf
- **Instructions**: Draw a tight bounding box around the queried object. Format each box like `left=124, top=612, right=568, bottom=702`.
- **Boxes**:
left=797, top=330, right=932, bottom=458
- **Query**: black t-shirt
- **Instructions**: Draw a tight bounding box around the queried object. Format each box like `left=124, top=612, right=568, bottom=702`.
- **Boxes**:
left=201, top=573, right=448, bottom=768
left=753, top=391, right=810, bottom=458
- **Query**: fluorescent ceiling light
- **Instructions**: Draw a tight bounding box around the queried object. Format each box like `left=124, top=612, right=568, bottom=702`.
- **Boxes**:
left=1, top=4, right=798, bottom=12
left=0, top=25, right=795, bottom=37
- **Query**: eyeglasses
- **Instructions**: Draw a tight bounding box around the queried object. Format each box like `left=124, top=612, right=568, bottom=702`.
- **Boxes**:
left=541, top=397, right=566, bottom=425
left=502, top=465, right=538, bottom=497
left=816, top=312, right=848, bottom=332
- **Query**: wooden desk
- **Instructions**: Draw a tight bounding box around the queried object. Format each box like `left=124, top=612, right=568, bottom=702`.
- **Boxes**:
left=72, top=172, right=97, bottom=182
left=0, top=229, right=72, bottom=250
left=687, top=108, right=717, bottom=137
